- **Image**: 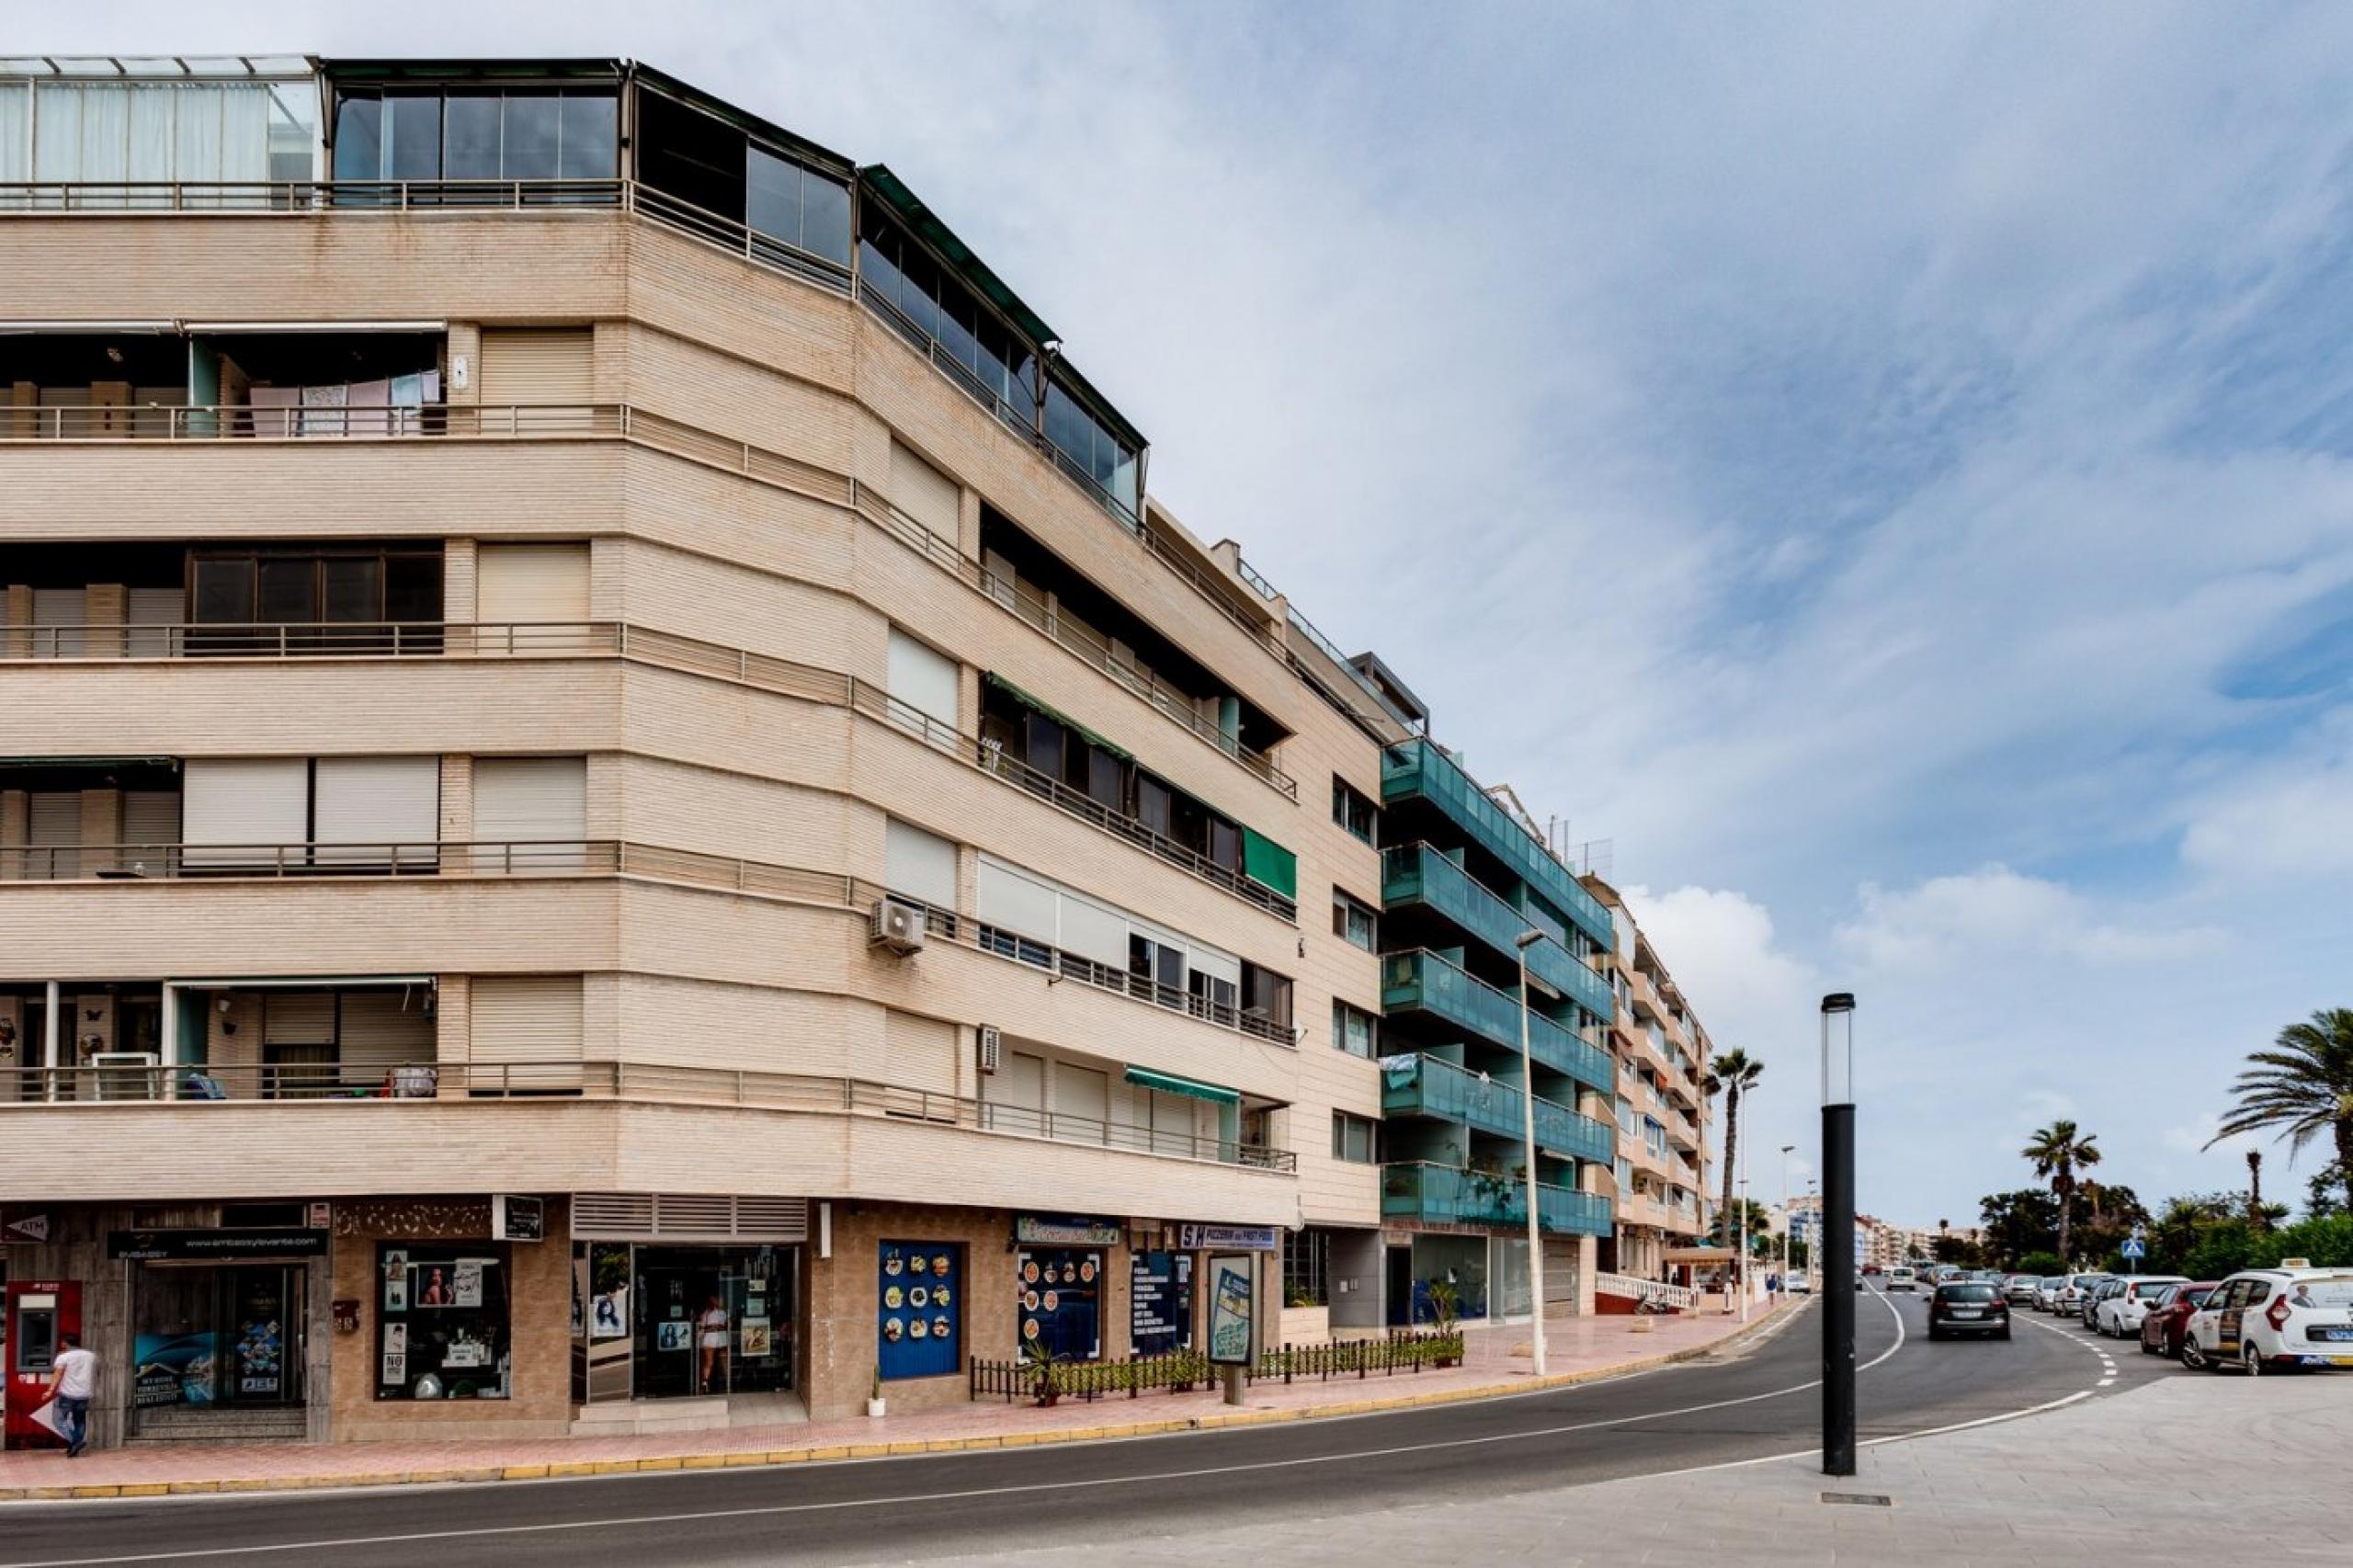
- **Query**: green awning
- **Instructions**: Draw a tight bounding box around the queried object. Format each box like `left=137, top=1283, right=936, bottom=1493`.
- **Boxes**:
left=1241, top=826, right=1298, bottom=900
left=984, top=672, right=1134, bottom=762
left=1123, top=1067, right=1239, bottom=1107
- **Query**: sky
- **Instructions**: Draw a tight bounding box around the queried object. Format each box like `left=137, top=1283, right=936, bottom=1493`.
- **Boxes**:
left=26, top=1, right=2352, bottom=1228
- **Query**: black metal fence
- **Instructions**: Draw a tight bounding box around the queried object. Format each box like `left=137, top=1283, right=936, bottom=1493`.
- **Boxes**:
left=969, top=1331, right=1464, bottom=1403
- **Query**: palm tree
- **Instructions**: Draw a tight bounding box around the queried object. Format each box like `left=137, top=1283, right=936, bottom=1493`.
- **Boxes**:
left=2209, top=1008, right=2353, bottom=1215
left=2023, top=1120, right=2102, bottom=1267
left=2247, top=1150, right=2268, bottom=1232
left=1702, top=1049, right=1764, bottom=1245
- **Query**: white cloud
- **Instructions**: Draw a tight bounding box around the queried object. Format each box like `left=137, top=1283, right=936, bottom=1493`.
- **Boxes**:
left=2180, top=715, right=2353, bottom=881
left=1834, top=865, right=2222, bottom=975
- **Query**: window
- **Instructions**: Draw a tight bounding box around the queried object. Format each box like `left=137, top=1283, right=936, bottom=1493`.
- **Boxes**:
left=1242, top=963, right=1293, bottom=1032
left=1283, top=1228, right=1332, bottom=1307
left=885, top=627, right=959, bottom=734
left=333, top=85, right=618, bottom=185
left=375, top=1243, right=512, bottom=1400
left=1332, top=890, right=1379, bottom=951
left=1331, top=778, right=1379, bottom=845
left=1331, top=1111, right=1377, bottom=1164
left=1332, top=1002, right=1378, bottom=1059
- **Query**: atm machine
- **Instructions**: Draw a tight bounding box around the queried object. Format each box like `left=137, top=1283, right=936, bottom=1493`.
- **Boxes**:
left=4, top=1279, right=80, bottom=1449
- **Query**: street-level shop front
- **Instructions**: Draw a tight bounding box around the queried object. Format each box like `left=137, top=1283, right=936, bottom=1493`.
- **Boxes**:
left=116, top=1223, right=329, bottom=1441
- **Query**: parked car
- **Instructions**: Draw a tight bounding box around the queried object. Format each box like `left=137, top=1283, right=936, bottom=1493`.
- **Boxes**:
left=2003, top=1274, right=2042, bottom=1305
left=1927, top=1280, right=2012, bottom=1340
left=2181, top=1260, right=2353, bottom=1374
left=1783, top=1273, right=1813, bottom=1295
left=2081, top=1277, right=2130, bottom=1329
left=1860, top=1264, right=1882, bottom=1277
left=1885, top=1266, right=1918, bottom=1292
left=2095, top=1276, right=2191, bottom=1337
left=2138, top=1282, right=2217, bottom=1358
left=2055, top=1273, right=2112, bottom=1318
left=2033, top=1277, right=2066, bottom=1312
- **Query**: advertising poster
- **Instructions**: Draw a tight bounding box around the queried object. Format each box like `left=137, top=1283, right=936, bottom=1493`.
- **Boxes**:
left=1130, top=1250, right=1194, bottom=1358
left=382, top=1249, right=409, bottom=1312
left=131, top=1331, right=219, bottom=1408
left=590, top=1243, right=631, bottom=1341
left=452, top=1260, right=484, bottom=1309
left=740, top=1318, right=773, bottom=1358
left=1016, top=1247, right=1100, bottom=1363
left=1208, top=1253, right=1253, bottom=1365
left=655, top=1320, right=692, bottom=1352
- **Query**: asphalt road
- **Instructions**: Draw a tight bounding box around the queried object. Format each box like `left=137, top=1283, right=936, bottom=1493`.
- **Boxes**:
left=0, top=1288, right=2168, bottom=1568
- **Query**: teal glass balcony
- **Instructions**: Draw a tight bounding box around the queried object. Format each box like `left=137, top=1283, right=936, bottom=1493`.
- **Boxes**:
left=1381, top=949, right=1615, bottom=1096
left=1382, top=844, right=1615, bottom=1021
left=1380, top=738, right=1614, bottom=950
left=1380, top=1161, right=1614, bottom=1237
left=1380, top=1054, right=1616, bottom=1167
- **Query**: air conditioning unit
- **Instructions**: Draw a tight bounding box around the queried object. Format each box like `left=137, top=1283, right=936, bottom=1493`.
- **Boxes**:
left=870, top=897, right=927, bottom=955
left=976, top=1025, right=1001, bottom=1075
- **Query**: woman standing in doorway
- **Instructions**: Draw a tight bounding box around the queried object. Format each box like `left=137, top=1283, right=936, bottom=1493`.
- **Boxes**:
left=698, top=1293, right=729, bottom=1394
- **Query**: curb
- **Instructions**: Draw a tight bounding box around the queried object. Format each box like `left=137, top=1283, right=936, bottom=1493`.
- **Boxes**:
left=4, top=1305, right=1794, bottom=1503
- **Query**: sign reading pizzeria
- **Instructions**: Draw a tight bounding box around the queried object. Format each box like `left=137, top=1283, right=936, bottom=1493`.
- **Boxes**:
left=1177, top=1223, right=1280, bottom=1252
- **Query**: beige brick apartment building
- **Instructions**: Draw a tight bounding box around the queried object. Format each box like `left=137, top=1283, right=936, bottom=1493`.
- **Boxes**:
left=0, top=55, right=1703, bottom=1446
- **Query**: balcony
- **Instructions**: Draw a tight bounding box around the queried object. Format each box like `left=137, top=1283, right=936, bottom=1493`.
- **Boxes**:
left=1379, top=1161, right=1613, bottom=1237
left=1381, top=844, right=1615, bottom=1020
left=1379, top=1053, right=1614, bottom=1167
left=1378, top=738, right=1613, bottom=950
left=1380, top=949, right=1613, bottom=1095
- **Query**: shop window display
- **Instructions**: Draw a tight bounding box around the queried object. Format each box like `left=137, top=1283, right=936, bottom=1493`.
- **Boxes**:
left=877, top=1242, right=961, bottom=1381
left=1017, top=1247, right=1102, bottom=1362
left=375, top=1244, right=511, bottom=1400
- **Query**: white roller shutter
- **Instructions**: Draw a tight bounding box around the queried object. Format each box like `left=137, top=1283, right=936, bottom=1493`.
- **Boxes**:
left=478, top=328, right=593, bottom=406
left=122, top=790, right=180, bottom=858
left=1052, top=1061, right=1108, bottom=1142
left=1184, top=940, right=1243, bottom=991
left=182, top=758, right=308, bottom=869
left=470, top=975, right=585, bottom=1066
left=975, top=856, right=1057, bottom=943
left=32, top=587, right=84, bottom=658
left=884, top=818, right=958, bottom=909
left=126, top=585, right=182, bottom=658
left=475, top=543, right=590, bottom=631
left=1055, top=889, right=1130, bottom=971
left=27, top=792, right=78, bottom=881
left=313, top=756, right=440, bottom=868
left=337, top=990, right=435, bottom=1073
left=889, top=438, right=961, bottom=540
left=264, top=991, right=335, bottom=1046
left=472, top=756, right=586, bottom=870
left=885, top=627, right=959, bottom=733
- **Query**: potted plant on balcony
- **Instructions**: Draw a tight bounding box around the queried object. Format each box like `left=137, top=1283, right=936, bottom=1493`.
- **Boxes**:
left=866, top=1364, right=886, bottom=1419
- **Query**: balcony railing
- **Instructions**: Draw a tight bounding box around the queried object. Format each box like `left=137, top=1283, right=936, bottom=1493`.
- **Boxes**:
left=0, top=619, right=615, bottom=661
left=1381, top=843, right=1613, bottom=1018
left=0, top=1059, right=1295, bottom=1173
left=1380, top=949, right=1614, bottom=1094
left=0, top=403, right=622, bottom=442
left=1379, top=1053, right=1614, bottom=1166
left=1378, top=1161, right=1612, bottom=1237
left=1379, top=738, right=1614, bottom=950
left=967, top=919, right=1293, bottom=1047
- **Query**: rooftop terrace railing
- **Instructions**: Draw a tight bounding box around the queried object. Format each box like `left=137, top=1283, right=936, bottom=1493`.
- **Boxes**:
left=0, top=1059, right=1296, bottom=1173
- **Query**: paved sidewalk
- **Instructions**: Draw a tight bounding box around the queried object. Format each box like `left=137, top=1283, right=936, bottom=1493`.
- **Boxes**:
left=0, top=1301, right=1787, bottom=1500
left=951, top=1364, right=2353, bottom=1566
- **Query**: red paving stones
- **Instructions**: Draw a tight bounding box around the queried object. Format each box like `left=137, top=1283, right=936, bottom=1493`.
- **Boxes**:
left=0, top=1302, right=1789, bottom=1499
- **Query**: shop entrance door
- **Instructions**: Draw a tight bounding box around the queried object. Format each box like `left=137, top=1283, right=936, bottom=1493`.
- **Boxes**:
left=131, top=1265, right=303, bottom=1415
left=630, top=1247, right=795, bottom=1400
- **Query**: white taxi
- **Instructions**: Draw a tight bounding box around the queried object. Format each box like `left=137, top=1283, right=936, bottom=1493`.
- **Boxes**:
left=2180, top=1259, right=2353, bottom=1375
left=2094, top=1275, right=2190, bottom=1338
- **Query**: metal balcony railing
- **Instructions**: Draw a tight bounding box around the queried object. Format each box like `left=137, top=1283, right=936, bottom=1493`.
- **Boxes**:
left=1378, top=1053, right=1614, bottom=1166
left=967, top=921, right=1294, bottom=1047
left=1381, top=843, right=1612, bottom=1017
left=1380, top=949, right=1614, bottom=1094
left=0, top=1059, right=1295, bottom=1173
left=1377, top=1161, right=1613, bottom=1236
left=1380, top=738, right=1614, bottom=949
left=0, top=403, right=621, bottom=441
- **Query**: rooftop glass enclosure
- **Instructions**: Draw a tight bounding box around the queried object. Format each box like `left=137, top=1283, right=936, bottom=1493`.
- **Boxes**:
left=0, top=57, right=318, bottom=190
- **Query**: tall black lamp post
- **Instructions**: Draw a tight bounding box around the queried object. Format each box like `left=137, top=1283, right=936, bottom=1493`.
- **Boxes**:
left=1821, top=991, right=1857, bottom=1477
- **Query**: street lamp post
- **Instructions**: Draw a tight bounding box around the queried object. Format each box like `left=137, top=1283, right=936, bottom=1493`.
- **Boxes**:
left=1780, top=1143, right=1795, bottom=1299
left=1516, top=928, right=1548, bottom=1378
left=1821, top=992, right=1858, bottom=1478
left=1737, top=1169, right=1750, bottom=1323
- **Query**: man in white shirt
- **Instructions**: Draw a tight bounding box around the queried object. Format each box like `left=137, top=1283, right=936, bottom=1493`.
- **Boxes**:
left=46, top=1333, right=98, bottom=1458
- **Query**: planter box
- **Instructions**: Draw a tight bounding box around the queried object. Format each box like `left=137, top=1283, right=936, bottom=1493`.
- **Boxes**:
left=1279, top=1305, right=1331, bottom=1346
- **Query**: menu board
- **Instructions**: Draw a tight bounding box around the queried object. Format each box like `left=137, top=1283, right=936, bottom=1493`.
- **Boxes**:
left=878, top=1241, right=961, bottom=1381
left=1017, top=1247, right=1101, bottom=1362
left=1130, top=1250, right=1193, bottom=1357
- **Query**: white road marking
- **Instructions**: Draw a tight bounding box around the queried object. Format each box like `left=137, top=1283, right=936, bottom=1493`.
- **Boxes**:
left=0, top=1301, right=1920, bottom=1567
